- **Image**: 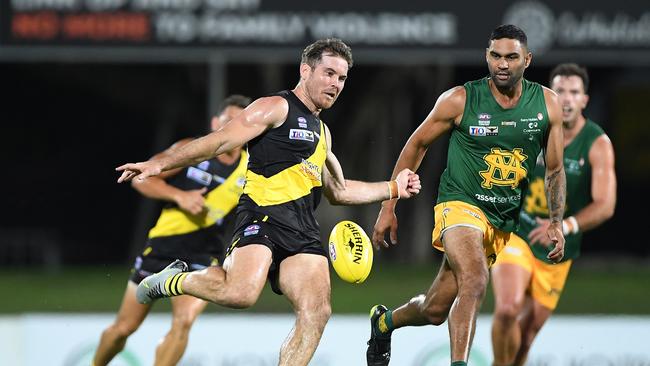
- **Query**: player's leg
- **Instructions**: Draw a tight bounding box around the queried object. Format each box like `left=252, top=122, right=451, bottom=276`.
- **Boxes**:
left=490, top=263, right=531, bottom=366
left=366, top=254, right=458, bottom=366
left=513, top=258, right=571, bottom=365
left=153, top=295, right=208, bottom=366
left=93, top=282, right=151, bottom=366
left=137, top=244, right=272, bottom=308
left=391, top=255, right=458, bottom=327
left=277, top=253, right=331, bottom=366
left=442, top=226, right=490, bottom=363
left=368, top=201, right=490, bottom=365
left=181, top=244, right=272, bottom=308
left=512, top=299, right=552, bottom=366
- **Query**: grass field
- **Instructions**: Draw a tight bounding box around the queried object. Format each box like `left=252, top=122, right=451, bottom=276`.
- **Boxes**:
left=1, top=259, right=648, bottom=314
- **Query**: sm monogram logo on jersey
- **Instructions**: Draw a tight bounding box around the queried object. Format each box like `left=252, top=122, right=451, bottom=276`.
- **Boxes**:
left=524, top=177, right=549, bottom=215
left=479, top=148, right=528, bottom=189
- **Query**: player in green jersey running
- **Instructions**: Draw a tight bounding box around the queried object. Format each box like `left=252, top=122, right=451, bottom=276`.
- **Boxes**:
left=366, top=25, right=566, bottom=366
left=490, top=63, right=617, bottom=366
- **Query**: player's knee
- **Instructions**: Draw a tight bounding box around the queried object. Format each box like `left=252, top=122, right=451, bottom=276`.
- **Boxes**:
left=458, top=268, right=489, bottom=299
left=422, top=305, right=447, bottom=325
left=298, top=301, right=331, bottom=330
left=226, top=288, right=261, bottom=309
left=229, top=295, right=256, bottom=309
left=494, top=302, right=520, bottom=324
left=314, top=301, right=332, bottom=324
left=171, top=313, right=196, bottom=333
left=112, top=321, right=139, bottom=338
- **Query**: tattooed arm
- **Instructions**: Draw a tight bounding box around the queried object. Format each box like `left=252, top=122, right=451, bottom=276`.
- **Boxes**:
left=543, top=87, right=566, bottom=263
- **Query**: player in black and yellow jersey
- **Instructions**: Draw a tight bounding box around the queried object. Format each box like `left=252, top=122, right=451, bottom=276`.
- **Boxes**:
left=94, top=95, right=251, bottom=366
left=490, top=64, right=616, bottom=366
left=116, top=38, right=421, bottom=366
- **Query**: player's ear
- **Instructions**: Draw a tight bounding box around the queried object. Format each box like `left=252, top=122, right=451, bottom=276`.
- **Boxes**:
left=582, top=93, right=590, bottom=109
left=299, top=63, right=312, bottom=81
left=524, top=51, right=532, bottom=69
left=210, top=116, right=221, bottom=131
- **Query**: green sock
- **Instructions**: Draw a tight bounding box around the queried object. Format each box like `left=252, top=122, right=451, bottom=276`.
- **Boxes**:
left=375, top=310, right=394, bottom=336
left=451, top=361, right=467, bottom=366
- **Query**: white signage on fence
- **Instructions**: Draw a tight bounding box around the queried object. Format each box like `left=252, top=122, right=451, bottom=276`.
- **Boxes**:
left=1, top=314, right=649, bottom=365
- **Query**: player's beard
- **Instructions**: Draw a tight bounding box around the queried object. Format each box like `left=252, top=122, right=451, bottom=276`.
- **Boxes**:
left=307, top=82, right=336, bottom=110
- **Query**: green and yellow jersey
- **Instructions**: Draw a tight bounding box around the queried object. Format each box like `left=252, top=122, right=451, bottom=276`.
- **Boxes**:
left=437, top=77, right=550, bottom=232
left=519, top=119, right=604, bottom=263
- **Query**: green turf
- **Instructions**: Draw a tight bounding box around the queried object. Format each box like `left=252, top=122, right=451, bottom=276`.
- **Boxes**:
left=0, top=261, right=648, bottom=314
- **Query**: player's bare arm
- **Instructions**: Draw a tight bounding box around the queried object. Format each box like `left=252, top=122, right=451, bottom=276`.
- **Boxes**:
left=116, top=96, right=287, bottom=183
left=371, top=86, right=463, bottom=249
left=576, top=134, right=617, bottom=230
left=542, top=88, right=566, bottom=262
left=321, top=123, right=421, bottom=206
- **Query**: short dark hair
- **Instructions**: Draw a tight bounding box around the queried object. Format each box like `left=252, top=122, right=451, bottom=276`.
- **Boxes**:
left=549, top=63, right=590, bottom=92
left=301, top=38, right=353, bottom=69
left=489, top=24, right=528, bottom=48
left=218, top=94, right=252, bottom=113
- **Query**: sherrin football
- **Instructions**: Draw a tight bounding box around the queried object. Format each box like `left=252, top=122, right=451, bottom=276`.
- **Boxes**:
left=328, top=220, right=373, bottom=284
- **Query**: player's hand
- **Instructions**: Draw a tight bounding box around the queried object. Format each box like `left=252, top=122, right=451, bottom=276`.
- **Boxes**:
left=528, top=217, right=553, bottom=246
left=175, top=187, right=208, bottom=215
left=395, top=169, right=421, bottom=199
left=372, top=204, right=398, bottom=250
left=546, top=220, right=565, bottom=263
left=116, top=160, right=165, bottom=183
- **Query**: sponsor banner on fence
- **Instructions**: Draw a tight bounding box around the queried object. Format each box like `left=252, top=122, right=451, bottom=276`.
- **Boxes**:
left=2, top=0, right=649, bottom=54
left=1, top=314, right=649, bottom=365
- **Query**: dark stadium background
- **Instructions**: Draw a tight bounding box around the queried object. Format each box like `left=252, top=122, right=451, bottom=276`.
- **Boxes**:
left=2, top=63, right=647, bottom=265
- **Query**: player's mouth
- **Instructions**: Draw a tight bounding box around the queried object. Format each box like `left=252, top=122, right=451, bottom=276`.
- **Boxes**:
left=562, top=106, right=572, bottom=114
left=495, top=72, right=510, bottom=81
left=324, top=91, right=337, bottom=99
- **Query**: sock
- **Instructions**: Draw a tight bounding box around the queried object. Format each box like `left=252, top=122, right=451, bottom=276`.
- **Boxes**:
left=164, top=272, right=188, bottom=296
left=451, top=361, right=467, bottom=366
left=375, top=310, right=394, bottom=337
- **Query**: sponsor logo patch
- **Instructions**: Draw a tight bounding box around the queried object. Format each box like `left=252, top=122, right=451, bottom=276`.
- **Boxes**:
left=329, top=242, right=337, bottom=260
left=289, top=129, right=315, bottom=142
left=301, top=159, right=322, bottom=181
left=462, top=208, right=481, bottom=219
left=477, top=113, right=491, bottom=126
left=298, top=116, right=308, bottom=128
left=187, top=166, right=211, bottom=185
left=486, top=126, right=499, bottom=136
left=197, top=161, right=210, bottom=170
left=501, top=120, right=517, bottom=127
left=243, top=224, right=260, bottom=237
left=469, top=126, right=487, bottom=136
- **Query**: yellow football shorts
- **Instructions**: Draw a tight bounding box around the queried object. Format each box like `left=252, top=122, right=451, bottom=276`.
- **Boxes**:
left=432, top=200, right=510, bottom=267
left=493, top=233, right=572, bottom=310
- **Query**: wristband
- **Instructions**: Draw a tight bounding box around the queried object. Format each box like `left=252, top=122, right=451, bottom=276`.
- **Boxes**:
left=562, top=216, right=579, bottom=235
left=387, top=180, right=399, bottom=200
